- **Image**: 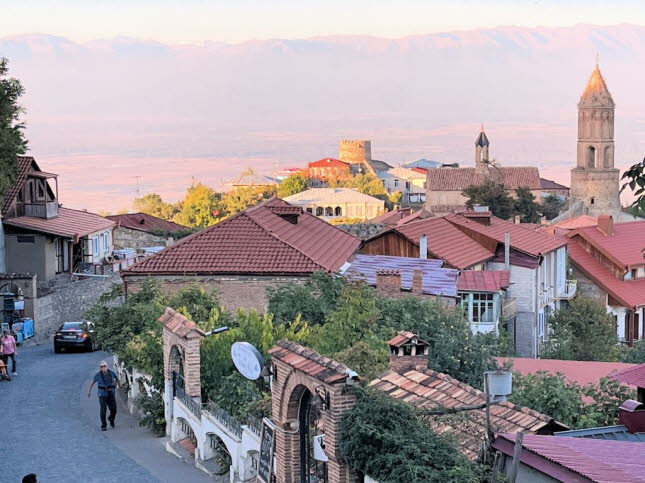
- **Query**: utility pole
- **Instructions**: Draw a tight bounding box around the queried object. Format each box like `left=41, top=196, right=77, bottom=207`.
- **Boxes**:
left=130, top=176, right=142, bottom=199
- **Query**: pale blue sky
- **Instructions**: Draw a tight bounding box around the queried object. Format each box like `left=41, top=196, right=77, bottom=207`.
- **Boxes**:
left=2, top=0, right=645, bottom=43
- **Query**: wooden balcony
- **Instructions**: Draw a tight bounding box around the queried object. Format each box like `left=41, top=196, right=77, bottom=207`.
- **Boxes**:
left=17, top=202, right=59, bottom=219
left=502, top=297, right=517, bottom=320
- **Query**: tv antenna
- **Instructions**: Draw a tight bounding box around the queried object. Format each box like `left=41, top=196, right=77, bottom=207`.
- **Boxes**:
left=130, top=176, right=142, bottom=199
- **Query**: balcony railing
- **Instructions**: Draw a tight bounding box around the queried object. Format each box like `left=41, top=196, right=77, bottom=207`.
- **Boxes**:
left=204, top=400, right=243, bottom=438
left=501, top=297, right=517, bottom=320
left=17, top=202, right=59, bottom=219
left=173, top=371, right=202, bottom=419
left=556, top=280, right=577, bottom=300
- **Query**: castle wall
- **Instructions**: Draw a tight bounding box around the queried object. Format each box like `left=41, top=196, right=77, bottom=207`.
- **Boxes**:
left=339, top=140, right=371, bottom=165
left=569, top=168, right=621, bottom=217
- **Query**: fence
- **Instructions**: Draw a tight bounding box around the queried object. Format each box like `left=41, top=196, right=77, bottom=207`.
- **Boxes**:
left=173, top=371, right=202, bottom=419
left=204, top=400, right=243, bottom=438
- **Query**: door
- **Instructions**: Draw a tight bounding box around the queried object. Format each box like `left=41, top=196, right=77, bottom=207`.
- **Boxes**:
left=635, top=312, right=640, bottom=341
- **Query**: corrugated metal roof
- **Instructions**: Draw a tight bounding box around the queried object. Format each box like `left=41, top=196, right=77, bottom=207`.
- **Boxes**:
left=609, top=363, right=645, bottom=388
left=284, top=188, right=385, bottom=206
left=106, top=213, right=187, bottom=234
left=124, top=198, right=360, bottom=275
left=371, top=367, right=565, bottom=461
left=555, top=425, right=645, bottom=443
left=268, top=340, right=351, bottom=384
left=3, top=207, right=115, bottom=238
left=497, top=433, right=645, bottom=483
left=343, top=254, right=459, bottom=297
left=457, top=271, right=510, bottom=292
left=567, top=240, right=645, bottom=308
left=574, top=220, right=645, bottom=269
left=427, top=166, right=541, bottom=191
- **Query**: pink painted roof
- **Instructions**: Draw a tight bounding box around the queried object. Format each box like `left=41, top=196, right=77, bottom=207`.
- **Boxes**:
left=609, top=363, right=645, bottom=388
left=574, top=220, right=645, bottom=269
left=567, top=240, right=645, bottom=308
left=496, top=434, right=645, bottom=483
left=3, top=207, right=115, bottom=238
left=125, top=198, right=360, bottom=275
left=458, top=270, right=510, bottom=292
left=106, top=213, right=187, bottom=234
left=497, top=357, right=637, bottom=388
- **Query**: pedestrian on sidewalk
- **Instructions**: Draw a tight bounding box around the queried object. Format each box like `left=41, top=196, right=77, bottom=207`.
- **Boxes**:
left=87, top=360, right=121, bottom=431
left=0, top=330, right=17, bottom=375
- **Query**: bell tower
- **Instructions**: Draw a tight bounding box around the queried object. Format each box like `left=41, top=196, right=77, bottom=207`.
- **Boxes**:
left=570, top=63, right=621, bottom=215
left=474, top=127, right=490, bottom=174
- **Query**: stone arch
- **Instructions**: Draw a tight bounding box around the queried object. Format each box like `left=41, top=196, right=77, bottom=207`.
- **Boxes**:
left=587, top=145, right=596, bottom=168
left=205, top=432, right=233, bottom=476
left=168, top=344, right=183, bottom=377
left=315, top=206, right=324, bottom=216
left=334, top=206, right=342, bottom=217
left=325, top=206, right=333, bottom=217
left=604, top=145, right=613, bottom=168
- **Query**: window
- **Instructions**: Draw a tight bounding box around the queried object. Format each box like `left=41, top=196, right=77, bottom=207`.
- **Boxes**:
left=306, top=207, right=313, bottom=214
left=590, top=197, right=595, bottom=205
left=325, top=207, right=333, bottom=216
left=394, top=179, right=399, bottom=188
left=587, top=146, right=596, bottom=168
left=17, top=235, right=35, bottom=244
left=103, top=232, right=110, bottom=254
left=405, top=181, right=411, bottom=190
left=472, top=293, right=495, bottom=323
left=93, top=236, right=99, bottom=255
left=334, top=206, right=342, bottom=216
left=315, top=207, right=323, bottom=216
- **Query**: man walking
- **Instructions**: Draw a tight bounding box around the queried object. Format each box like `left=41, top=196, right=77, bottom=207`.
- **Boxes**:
left=88, top=360, right=121, bottom=431
left=1, top=330, right=17, bottom=375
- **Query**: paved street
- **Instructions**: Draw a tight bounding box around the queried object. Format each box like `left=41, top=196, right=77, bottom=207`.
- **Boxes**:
left=2, top=343, right=212, bottom=483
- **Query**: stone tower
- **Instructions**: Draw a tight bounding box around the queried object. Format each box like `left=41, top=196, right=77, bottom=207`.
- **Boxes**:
left=474, top=127, right=490, bottom=174
left=339, top=139, right=372, bottom=165
left=569, top=64, right=621, bottom=216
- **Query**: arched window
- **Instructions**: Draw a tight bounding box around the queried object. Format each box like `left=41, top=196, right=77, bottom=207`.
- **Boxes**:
left=325, top=207, right=333, bottom=217
left=590, top=197, right=595, bottom=205
left=587, top=146, right=596, bottom=168
left=604, top=145, right=612, bottom=168
left=315, top=207, right=323, bottom=216
left=334, top=206, right=342, bottom=216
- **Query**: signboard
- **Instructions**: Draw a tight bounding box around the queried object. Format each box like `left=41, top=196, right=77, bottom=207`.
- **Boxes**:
left=231, top=342, right=264, bottom=380
left=257, top=417, right=276, bottom=483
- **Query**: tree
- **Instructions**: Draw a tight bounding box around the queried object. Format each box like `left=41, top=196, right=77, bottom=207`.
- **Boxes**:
left=133, top=193, right=178, bottom=219
left=462, top=180, right=514, bottom=219
left=0, top=58, right=28, bottom=198
left=621, top=158, right=645, bottom=212
left=540, top=194, right=566, bottom=220
left=542, top=296, right=619, bottom=362
left=277, top=173, right=308, bottom=198
left=514, top=186, right=541, bottom=223
left=340, top=387, right=481, bottom=483
left=221, top=185, right=276, bottom=214
left=349, top=173, right=387, bottom=196
left=620, top=339, right=645, bottom=363
left=388, top=190, right=402, bottom=205
left=173, top=182, right=225, bottom=228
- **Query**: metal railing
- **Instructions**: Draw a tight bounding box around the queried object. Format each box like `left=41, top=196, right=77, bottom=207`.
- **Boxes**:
left=173, top=371, right=202, bottom=419
left=246, top=415, right=263, bottom=437
left=556, top=280, right=577, bottom=300
left=204, top=400, right=243, bottom=438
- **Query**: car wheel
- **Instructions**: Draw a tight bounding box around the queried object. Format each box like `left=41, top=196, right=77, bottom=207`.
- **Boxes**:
left=54, top=344, right=61, bottom=354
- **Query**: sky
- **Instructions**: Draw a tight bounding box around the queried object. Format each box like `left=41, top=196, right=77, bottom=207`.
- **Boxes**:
left=3, top=0, right=645, bottom=43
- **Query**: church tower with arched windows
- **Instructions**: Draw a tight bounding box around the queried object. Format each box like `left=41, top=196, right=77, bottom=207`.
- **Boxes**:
left=569, top=64, right=621, bottom=216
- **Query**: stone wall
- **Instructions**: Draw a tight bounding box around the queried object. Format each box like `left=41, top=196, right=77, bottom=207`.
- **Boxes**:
left=125, top=274, right=308, bottom=313
left=569, top=168, right=621, bottom=217
left=571, top=266, right=607, bottom=303
left=32, top=273, right=122, bottom=344
left=113, top=227, right=173, bottom=250
left=335, top=223, right=384, bottom=240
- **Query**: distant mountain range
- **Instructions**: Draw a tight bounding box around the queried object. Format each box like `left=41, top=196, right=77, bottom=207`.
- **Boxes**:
left=2, top=24, right=645, bottom=211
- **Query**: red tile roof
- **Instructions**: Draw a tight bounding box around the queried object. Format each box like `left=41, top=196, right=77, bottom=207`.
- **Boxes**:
left=124, top=198, right=360, bottom=275
left=106, top=213, right=187, bottom=234
left=457, top=270, right=510, bottom=292
left=567, top=240, right=645, bottom=308
left=609, top=363, right=645, bottom=388
left=394, top=208, right=434, bottom=226
left=494, top=433, right=645, bottom=483
left=446, top=213, right=566, bottom=257
left=395, top=217, right=496, bottom=270
left=268, top=340, right=352, bottom=384
left=387, top=331, right=430, bottom=348
left=3, top=207, right=115, bottom=239
left=573, top=220, right=645, bottom=269
left=497, top=357, right=637, bottom=388
left=427, top=167, right=541, bottom=191
left=2, top=156, right=37, bottom=215
left=540, top=178, right=569, bottom=190
left=368, top=207, right=413, bottom=225
left=158, top=307, right=205, bottom=338
left=308, top=158, right=349, bottom=168
left=370, top=367, right=566, bottom=460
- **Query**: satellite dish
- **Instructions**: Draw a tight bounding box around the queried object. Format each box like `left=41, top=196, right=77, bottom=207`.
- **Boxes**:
left=231, top=342, right=264, bottom=380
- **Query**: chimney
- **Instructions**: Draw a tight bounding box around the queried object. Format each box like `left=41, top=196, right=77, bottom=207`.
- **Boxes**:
left=387, top=331, right=431, bottom=373
left=618, top=399, right=645, bottom=433
left=473, top=205, right=489, bottom=212
left=412, top=270, right=423, bottom=295
left=513, top=215, right=520, bottom=224
left=376, top=270, right=401, bottom=298
left=540, top=216, right=547, bottom=225
left=419, top=234, right=428, bottom=259
left=597, top=214, right=614, bottom=236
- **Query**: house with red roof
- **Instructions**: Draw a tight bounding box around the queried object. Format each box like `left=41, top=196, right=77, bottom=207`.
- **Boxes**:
left=307, top=158, right=351, bottom=187
left=2, top=157, right=116, bottom=284
left=566, top=215, right=645, bottom=344
left=361, top=210, right=573, bottom=357
left=121, top=198, right=361, bottom=312
left=106, top=212, right=188, bottom=250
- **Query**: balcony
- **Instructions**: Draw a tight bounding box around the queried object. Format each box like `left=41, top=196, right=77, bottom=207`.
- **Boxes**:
left=555, top=280, right=577, bottom=300
left=17, top=202, right=59, bottom=219
left=502, top=297, right=517, bottom=319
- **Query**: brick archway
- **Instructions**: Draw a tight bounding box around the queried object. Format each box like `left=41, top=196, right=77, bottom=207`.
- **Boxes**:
left=269, top=341, right=358, bottom=483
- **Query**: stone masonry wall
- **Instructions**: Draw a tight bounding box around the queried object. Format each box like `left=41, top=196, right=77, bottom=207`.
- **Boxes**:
left=113, top=227, right=172, bottom=250
left=125, top=274, right=308, bottom=313
left=335, top=223, right=384, bottom=240
left=571, top=266, right=608, bottom=304
left=32, top=273, right=122, bottom=344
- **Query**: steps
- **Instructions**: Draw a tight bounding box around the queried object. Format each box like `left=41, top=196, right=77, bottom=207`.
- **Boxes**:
left=178, top=437, right=197, bottom=457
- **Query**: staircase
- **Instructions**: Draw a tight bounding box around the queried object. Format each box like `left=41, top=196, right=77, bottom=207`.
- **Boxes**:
left=178, top=437, right=197, bottom=458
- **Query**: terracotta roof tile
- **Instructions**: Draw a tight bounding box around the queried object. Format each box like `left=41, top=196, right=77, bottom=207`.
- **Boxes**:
left=457, top=270, right=510, bottom=292
left=572, top=220, right=645, bottom=269
left=2, top=156, right=34, bottom=215
left=427, top=167, right=541, bottom=191
left=268, top=340, right=352, bottom=384
left=125, top=198, right=360, bottom=275
left=3, top=207, right=115, bottom=239
left=540, top=178, right=569, bottom=190
left=609, top=363, right=645, bottom=387
left=158, top=307, right=205, bottom=338
left=106, top=213, right=187, bottom=234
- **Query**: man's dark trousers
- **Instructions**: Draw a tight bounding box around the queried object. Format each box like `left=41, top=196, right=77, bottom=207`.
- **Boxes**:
left=99, top=390, right=117, bottom=429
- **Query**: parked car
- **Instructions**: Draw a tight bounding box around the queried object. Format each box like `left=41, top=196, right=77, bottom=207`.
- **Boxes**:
left=53, top=321, right=98, bottom=353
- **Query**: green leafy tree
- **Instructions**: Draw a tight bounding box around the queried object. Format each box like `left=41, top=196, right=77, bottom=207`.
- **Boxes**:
left=462, top=180, right=514, bottom=219
left=542, top=296, right=619, bottom=362
left=222, top=185, right=276, bottom=214
left=388, top=190, right=403, bottom=204
left=173, top=182, right=225, bottom=228
left=349, top=173, right=387, bottom=196
left=334, top=341, right=389, bottom=382
left=277, top=173, right=309, bottom=198
left=621, top=339, right=645, bottom=363
left=513, top=186, right=541, bottom=223
left=340, top=387, right=481, bottom=483
left=621, top=158, right=645, bottom=211
left=133, top=193, right=178, bottom=219
left=540, top=194, right=566, bottom=220
left=0, top=58, right=28, bottom=198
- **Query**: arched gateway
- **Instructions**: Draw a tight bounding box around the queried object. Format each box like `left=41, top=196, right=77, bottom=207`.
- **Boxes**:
left=268, top=340, right=359, bottom=483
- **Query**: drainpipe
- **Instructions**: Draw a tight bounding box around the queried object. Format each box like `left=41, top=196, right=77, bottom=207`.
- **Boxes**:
left=504, top=232, right=510, bottom=271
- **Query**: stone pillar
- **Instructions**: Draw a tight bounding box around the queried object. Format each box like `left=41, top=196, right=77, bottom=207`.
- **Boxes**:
left=184, top=334, right=202, bottom=398
left=412, top=270, right=423, bottom=295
